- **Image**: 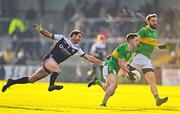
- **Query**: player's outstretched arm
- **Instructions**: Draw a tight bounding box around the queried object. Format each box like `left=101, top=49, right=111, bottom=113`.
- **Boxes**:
left=83, top=54, right=104, bottom=66
left=33, top=24, right=53, bottom=39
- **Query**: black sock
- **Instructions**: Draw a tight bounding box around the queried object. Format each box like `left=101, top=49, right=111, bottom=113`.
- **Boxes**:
left=49, top=72, right=59, bottom=86
left=11, top=77, right=29, bottom=85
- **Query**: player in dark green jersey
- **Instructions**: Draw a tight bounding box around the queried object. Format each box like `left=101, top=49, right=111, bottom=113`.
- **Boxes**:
left=88, top=33, right=139, bottom=107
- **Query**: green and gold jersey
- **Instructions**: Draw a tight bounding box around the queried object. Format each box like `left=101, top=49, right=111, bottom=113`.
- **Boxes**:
left=105, top=43, right=133, bottom=73
left=136, top=26, right=157, bottom=59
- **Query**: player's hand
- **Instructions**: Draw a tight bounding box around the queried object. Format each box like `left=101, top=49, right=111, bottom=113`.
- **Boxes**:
left=106, top=55, right=112, bottom=60
left=118, top=69, right=128, bottom=78
left=158, top=44, right=170, bottom=49
left=127, top=71, right=136, bottom=81
left=33, top=24, right=43, bottom=32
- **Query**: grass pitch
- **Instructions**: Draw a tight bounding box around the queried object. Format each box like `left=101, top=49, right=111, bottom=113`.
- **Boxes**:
left=0, top=81, right=180, bottom=114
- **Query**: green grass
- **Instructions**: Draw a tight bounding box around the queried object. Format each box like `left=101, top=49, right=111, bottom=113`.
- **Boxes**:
left=0, top=81, right=180, bottom=114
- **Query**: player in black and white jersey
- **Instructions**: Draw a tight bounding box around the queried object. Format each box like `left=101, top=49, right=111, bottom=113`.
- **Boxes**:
left=2, top=24, right=104, bottom=92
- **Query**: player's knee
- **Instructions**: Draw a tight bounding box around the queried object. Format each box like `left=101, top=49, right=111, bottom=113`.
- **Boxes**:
left=147, top=75, right=156, bottom=83
left=53, top=68, right=61, bottom=74
left=147, top=79, right=156, bottom=87
left=145, top=73, right=156, bottom=83
left=114, top=83, right=118, bottom=89
left=111, top=82, right=117, bottom=89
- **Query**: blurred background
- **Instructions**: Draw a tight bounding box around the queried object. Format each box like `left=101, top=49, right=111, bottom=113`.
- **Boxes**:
left=0, top=0, right=180, bottom=85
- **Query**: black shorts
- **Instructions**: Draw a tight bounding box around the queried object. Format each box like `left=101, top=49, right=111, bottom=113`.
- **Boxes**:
left=42, top=53, right=54, bottom=74
left=43, top=53, right=53, bottom=61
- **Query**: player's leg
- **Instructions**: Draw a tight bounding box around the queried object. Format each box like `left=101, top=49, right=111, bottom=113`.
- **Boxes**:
left=101, top=74, right=117, bottom=106
left=142, top=69, right=168, bottom=106
left=88, top=77, right=109, bottom=91
left=129, top=54, right=168, bottom=106
left=43, top=58, right=63, bottom=91
left=2, top=66, right=48, bottom=92
left=88, top=65, right=111, bottom=91
left=141, top=54, right=168, bottom=106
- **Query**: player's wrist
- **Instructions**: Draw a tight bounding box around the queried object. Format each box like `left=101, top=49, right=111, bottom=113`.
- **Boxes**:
left=39, top=27, right=43, bottom=32
left=39, top=28, right=43, bottom=33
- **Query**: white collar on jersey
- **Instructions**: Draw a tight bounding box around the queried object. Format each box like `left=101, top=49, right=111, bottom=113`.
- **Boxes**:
left=66, top=38, right=80, bottom=50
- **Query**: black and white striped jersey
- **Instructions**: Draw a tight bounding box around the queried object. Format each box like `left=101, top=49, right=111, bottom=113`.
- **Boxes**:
left=43, top=34, right=86, bottom=64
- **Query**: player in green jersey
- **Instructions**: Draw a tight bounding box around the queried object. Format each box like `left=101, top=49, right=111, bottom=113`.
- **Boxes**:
left=128, top=14, right=169, bottom=106
left=88, top=33, right=139, bottom=107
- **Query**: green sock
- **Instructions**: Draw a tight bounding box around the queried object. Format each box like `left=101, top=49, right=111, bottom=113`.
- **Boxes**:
left=154, top=95, right=160, bottom=101
left=95, top=79, right=102, bottom=86
left=102, top=99, right=107, bottom=105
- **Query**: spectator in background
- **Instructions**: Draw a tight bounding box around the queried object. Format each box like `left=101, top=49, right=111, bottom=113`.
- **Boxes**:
left=71, top=9, right=85, bottom=30
left=63, top=1, right=75, bottom=20
left=87, top=32, right=108, bottom=81
left=169, top=51, right=180, bottom=65
left=63, top=1, right=75, bottom=34
left=0, top=65, right=6, bottom=80
left=15, top=48, right=26, bottom=65
left=9, top=48, right=26, bottom=79
left=8, top=18, right=25, bottom=35
left=99, top=1, right=107, bottom=18
left=0, top=49, right=15, bottom=64
left=25, top=6, right=37, bottom=22
left=163, top=8, right=177, bottom=39
left=161, top=24, right=174, bottom=40
left=8, top=18, right=26, bottom=53
left=20, top=25, right=39, bottom=60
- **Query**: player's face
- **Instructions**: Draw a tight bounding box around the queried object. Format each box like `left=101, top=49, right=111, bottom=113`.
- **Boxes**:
left=129, top=37, right=139, bottom=48
left=148, top=17, right=158, bottom=29
left=72, top=33, right=83, bottom=44
left=97, top=34, right=107, bottom=43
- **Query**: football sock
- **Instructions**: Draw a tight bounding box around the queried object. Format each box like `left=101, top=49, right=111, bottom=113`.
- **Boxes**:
left=154, top=94, right=160, bottom=101
left=95, top=79, right=102, bottom=86
left=101, top=99, right=107, bottom=105
left=11, top=77, right=29, bottom=84
left=49, top=72, right=59, bottom=86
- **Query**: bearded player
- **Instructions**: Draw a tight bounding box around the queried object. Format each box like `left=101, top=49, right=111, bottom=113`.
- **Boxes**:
left=128, top=14, right=169, bottom=106
left=2, top=24, right=104, bottom=92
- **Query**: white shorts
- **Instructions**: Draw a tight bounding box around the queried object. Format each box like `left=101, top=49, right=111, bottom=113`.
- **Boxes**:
left=130, top=54, right=153, bottom=69
left=102, top=65, right=117, bottom=78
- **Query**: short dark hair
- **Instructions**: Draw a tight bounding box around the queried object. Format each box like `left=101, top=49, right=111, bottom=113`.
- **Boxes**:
left=126, top=33, right=138, bottom=42
left=146, top=13, right=157, bottom=21
left=70, top=29, right=84, bottom=37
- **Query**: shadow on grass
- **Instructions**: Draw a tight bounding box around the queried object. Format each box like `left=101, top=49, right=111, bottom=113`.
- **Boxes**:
left=0, top=105, right=67, bottom=112
left=0, top=105, right=179, bottom=112
left=62, top=105, right=180, bottom=112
